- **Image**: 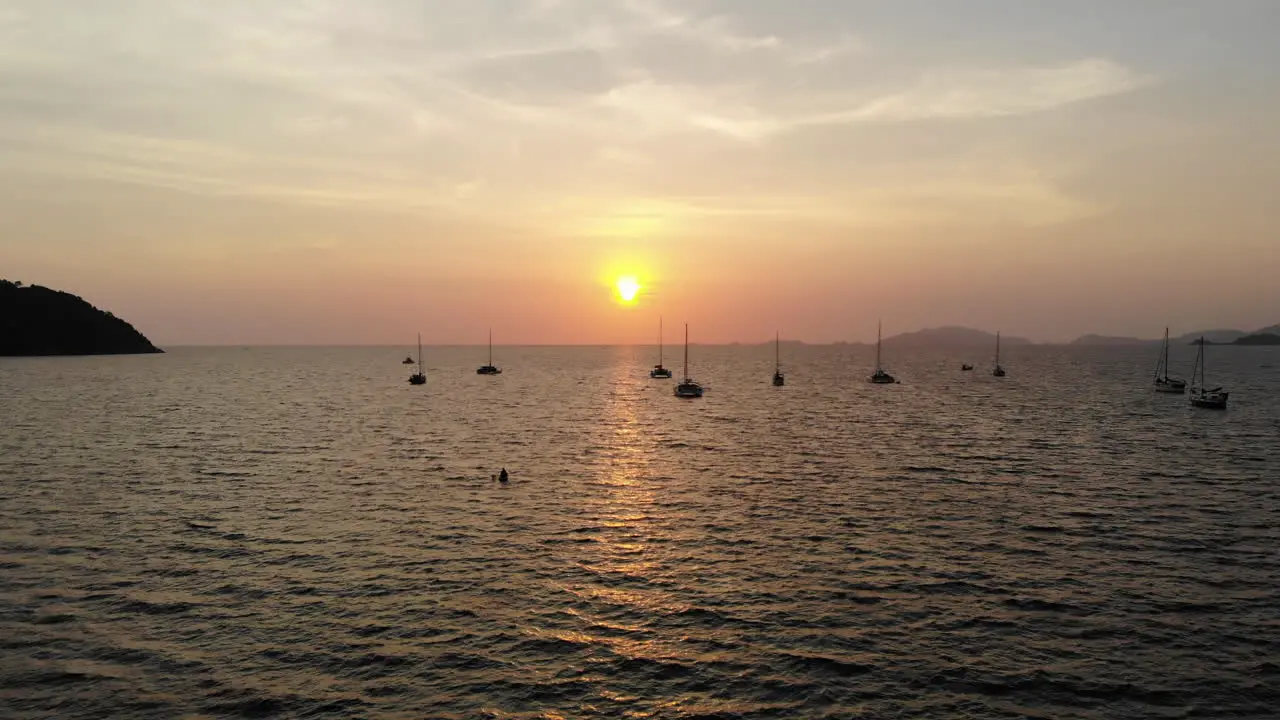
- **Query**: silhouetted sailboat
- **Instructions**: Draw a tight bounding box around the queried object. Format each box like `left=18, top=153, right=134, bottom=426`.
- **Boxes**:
left=868, top=320, right=896, bottom=384
left=408, top=334, right=426, bottom=385
left=1153, top=327, right=1186, bottom=393
left=476, top=329, right=501, bottom=375
left=650, top=317, right=672, bottom=378
left=1189, top=337, right=1228, bottom=409
left=772, top=331, right=784, bottom=386
left=402, top=356, right=414, bottom=364
left=992, top=331, right=1006, bottom=377
left=674, top=323, right=704, bottom=398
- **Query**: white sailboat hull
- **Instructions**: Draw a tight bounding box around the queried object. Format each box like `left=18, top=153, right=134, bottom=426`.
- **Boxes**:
left=1190, top=389, right=1228, bottom=409
left=1188, top=335, right=1228, bottom=409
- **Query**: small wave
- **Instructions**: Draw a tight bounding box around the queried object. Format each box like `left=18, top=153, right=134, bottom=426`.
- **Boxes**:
left=511, top=635, right=593, bottom=656
left=168, top=542, right=254, bottom=559
left=1021, top=524, right=1065, bottom=533
left=33, top=613, right=77, bottom=625
left=916, top=580, right=1011, bottom=596
left=928, top=667, right=1183, bottom=706
left=118, top=599, right=198, bottom=616
left=775, top=651, right=875, bottom=677
left=1002, top=597, right=1087, bottom=614
left=615, top=656, right=696, bottom=680
left=1154, top=600, right=1222, bottom=614
left=3, top=669, right=100, bottom=688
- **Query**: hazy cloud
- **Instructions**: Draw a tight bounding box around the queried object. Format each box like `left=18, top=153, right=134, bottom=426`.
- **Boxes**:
left=5, top=0, right=1278, bottom=343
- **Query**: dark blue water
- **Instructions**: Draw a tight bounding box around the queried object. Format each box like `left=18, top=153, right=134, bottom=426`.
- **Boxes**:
left=2, top=344, right=1278, bottom=718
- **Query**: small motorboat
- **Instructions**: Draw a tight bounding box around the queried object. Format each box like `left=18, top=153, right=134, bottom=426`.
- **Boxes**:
left=961, top=364, right=973, bottom=371
left=402, top=356, right=415, bottom=364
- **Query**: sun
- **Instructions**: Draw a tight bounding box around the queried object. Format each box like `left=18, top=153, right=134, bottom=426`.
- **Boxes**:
left=615, top=276, right=641, bottom=303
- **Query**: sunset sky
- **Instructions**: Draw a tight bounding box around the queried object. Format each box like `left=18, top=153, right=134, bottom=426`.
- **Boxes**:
left=3, top=0, right=1278, bottom=345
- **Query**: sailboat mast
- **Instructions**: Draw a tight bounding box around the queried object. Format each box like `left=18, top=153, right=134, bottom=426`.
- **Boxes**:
left=659, top=317, right=663, bottom=365
left=876, top=320, right=882, bottom=369
left=1163, top=327, right=1170, bottom=380
left=684, top=323, right=689, bottom=378
left=1192, top=335, right=1203, bottom=386
left=996, top=331, right=1001, bottom=365
left=488, top=328, right=492, bottom=365
left=417, top=333, right=423, bottom=375
left=775, top=330, right=780, bottom=371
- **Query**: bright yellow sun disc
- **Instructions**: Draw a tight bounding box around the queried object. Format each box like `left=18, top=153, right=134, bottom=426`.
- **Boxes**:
left=615, top=276, right=641, bottom=303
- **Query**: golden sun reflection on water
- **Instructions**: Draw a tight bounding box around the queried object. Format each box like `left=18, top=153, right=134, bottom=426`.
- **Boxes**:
left=534, top=351, right=723, bottom=675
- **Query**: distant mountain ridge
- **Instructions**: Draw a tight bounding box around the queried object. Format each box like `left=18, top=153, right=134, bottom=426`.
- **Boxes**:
left=1197, top=331, right=1280, bottom=346
left=883, top=326, right=1030, bottom=347
left=1, top=280, right=162, bottom=356
left=1069, top=334, right=1156, bottom=346
left=1069, top=324, right=1278, bottom=346
left=1230, top=332, right=1280, bottom=345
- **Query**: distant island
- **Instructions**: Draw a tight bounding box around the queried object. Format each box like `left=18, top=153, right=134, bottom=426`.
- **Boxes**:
left=1194, top=332, right=1280, bottom=346
left=1231, top=332, right=1280, bottom=345
left=1071, top=325, right=1279, bottom=346
left=884, top=326, right=1030, bottom=347
left=1, top=280, right=163, bottom=356
left=1069, top=334, right=1154, bottom=346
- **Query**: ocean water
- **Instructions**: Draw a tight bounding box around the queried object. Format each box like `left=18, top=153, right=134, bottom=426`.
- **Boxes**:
left=1, top=344, right=1278, bottom=719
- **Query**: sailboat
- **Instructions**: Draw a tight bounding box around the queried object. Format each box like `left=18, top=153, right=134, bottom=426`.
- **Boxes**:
left=408, top=334, right=426, bottom=385
left=868, top=320, right=896, bottom=384
left=1152, top=327, right=1186, bottom=393
left=650, top=317, right=672, bottom=378
left=992, top=331, right=1007, bottom=377
left=1189, top=337, right=1228, bottom=409
left=402, top=356, right=415, bottom=364
left=476, top=329, right=501, bottom=375
left=772, top=331, right=785, bottom=386
left=674, top=324, right=704, bottom=398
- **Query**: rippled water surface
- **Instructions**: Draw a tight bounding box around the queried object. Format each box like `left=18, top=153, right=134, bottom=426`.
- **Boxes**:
left=2, top=344, right=1279, bottom=719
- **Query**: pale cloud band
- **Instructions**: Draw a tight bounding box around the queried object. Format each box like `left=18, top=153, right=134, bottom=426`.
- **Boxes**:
left=0, top=0, right=1150, bottom=228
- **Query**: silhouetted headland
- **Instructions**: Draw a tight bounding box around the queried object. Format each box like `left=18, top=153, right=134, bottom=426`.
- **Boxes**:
left=1195, top=332, right=1280, bottom=346
left=1, top=280, right=162, bottom=356
left=1231, top=332, right=1280, bottom=345
left=1071, top=325, right=1278, bottom=346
